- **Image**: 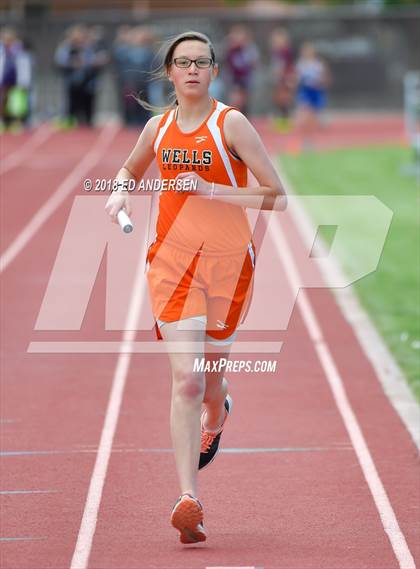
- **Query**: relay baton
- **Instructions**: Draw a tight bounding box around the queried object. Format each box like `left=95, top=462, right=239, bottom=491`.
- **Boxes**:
left=117, top=209, right=134, bottom=234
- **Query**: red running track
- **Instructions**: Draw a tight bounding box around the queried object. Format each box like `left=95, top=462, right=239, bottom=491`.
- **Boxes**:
left=0, top=119, right=418, bottom=569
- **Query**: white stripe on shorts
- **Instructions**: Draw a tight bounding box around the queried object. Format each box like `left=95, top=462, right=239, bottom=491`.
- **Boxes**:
left=156, top=315, right=207, bottom=329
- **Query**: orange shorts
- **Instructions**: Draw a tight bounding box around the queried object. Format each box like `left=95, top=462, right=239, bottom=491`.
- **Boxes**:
left=146, top=239, right=255, bottom=342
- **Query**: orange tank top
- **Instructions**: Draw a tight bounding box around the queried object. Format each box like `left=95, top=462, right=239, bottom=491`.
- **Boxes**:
left=152, top=98, right=252, bottom=254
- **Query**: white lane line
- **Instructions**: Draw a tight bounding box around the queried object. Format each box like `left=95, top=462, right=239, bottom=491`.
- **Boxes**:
left=0, top=123, right=119, bottom=273
left=0, top=490, right=57, bottom=494
left=0, top=446, right=353, bottom=457
left=0, top=537, right=47, bottom=542
left=0, top=123, right=53, bottom=175
left=69, top=241, right=148, bottom=569
left=270, top=217, right=416, bottom=569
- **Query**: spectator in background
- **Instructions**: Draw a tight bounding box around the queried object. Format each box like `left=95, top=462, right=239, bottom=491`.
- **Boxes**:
left=113, top=26, right=154, bottom=127
left=89, top=25, right=108, bottom=55
left=269, top=28, right=295, bottom=131
left=54, top=24, right=107, bottom=127
left=113, top=24, right=132, bottom=120
left=294, top=42, right=330, bottom=149
left=0, top=27, right=33, bottom=132
left=224, top=25, right=258, bottom=114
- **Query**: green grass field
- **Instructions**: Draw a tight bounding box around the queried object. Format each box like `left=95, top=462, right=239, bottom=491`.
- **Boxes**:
left=279, top=145, right=420, bottom=401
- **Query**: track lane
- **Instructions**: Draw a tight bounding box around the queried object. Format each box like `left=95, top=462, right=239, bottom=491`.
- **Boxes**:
left=1, top=125, right=52, bottom=164
left=0, top=127, right=140, bottom=568
left=0, top=128, right=105, bottom=253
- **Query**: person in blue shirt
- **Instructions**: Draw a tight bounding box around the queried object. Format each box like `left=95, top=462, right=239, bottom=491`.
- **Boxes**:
left=295, top=42, right=330, bottom=149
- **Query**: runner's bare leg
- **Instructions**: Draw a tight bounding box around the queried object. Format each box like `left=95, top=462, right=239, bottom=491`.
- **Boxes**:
left=160, top=318, right=206, bottom=497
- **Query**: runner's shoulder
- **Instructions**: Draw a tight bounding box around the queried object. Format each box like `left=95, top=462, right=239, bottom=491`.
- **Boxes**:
left=223, top=108, right=255, bottom=148
left=224, top=108, right=246, bottom=125
left=224, top=108, right=253, bottom=133
left=143, top=114, right=164, bottom=145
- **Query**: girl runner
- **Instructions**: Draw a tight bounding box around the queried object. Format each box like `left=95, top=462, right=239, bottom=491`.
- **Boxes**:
left=105, top=31, right=287, bottom=545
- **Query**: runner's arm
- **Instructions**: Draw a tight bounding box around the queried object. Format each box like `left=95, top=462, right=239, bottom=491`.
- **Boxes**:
left=105, top=114, right=161, bottom=222
left=219, top=109, right=288, bottom=211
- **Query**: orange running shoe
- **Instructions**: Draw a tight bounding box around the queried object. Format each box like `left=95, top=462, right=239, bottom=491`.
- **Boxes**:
left=170, top=493, right=207, bottom=544
left=199, top=395, right=233, bottom=470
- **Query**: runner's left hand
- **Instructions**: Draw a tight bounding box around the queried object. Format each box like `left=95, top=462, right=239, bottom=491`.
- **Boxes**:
left=174, top=172, right=211, bottom=197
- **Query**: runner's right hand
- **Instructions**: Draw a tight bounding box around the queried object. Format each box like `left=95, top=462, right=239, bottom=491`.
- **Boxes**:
left=105, top=192, right=132, bottom=224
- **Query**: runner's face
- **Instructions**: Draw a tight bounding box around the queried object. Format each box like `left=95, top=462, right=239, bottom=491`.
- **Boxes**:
left=167, top=40, right=217, bottom=99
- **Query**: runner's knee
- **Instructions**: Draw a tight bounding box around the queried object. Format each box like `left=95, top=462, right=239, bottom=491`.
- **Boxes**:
left=172, top=369, right=205, bottom=403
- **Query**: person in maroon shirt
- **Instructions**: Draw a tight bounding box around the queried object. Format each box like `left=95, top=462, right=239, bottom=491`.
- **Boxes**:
left=270, top=27, right=296, bottom=128
left=224, top=25, right=258, bottom=114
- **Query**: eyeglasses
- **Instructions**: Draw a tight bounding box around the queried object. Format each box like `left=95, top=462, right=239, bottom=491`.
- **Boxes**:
left=171, top=57, right=214, bottom=69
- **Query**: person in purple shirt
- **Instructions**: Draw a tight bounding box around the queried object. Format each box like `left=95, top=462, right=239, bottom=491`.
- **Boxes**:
left=224, top=26, right=258, bottom=114
left=270, top=27, right=296, bottom=129
left=0, top=28, right=33, bottom=131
